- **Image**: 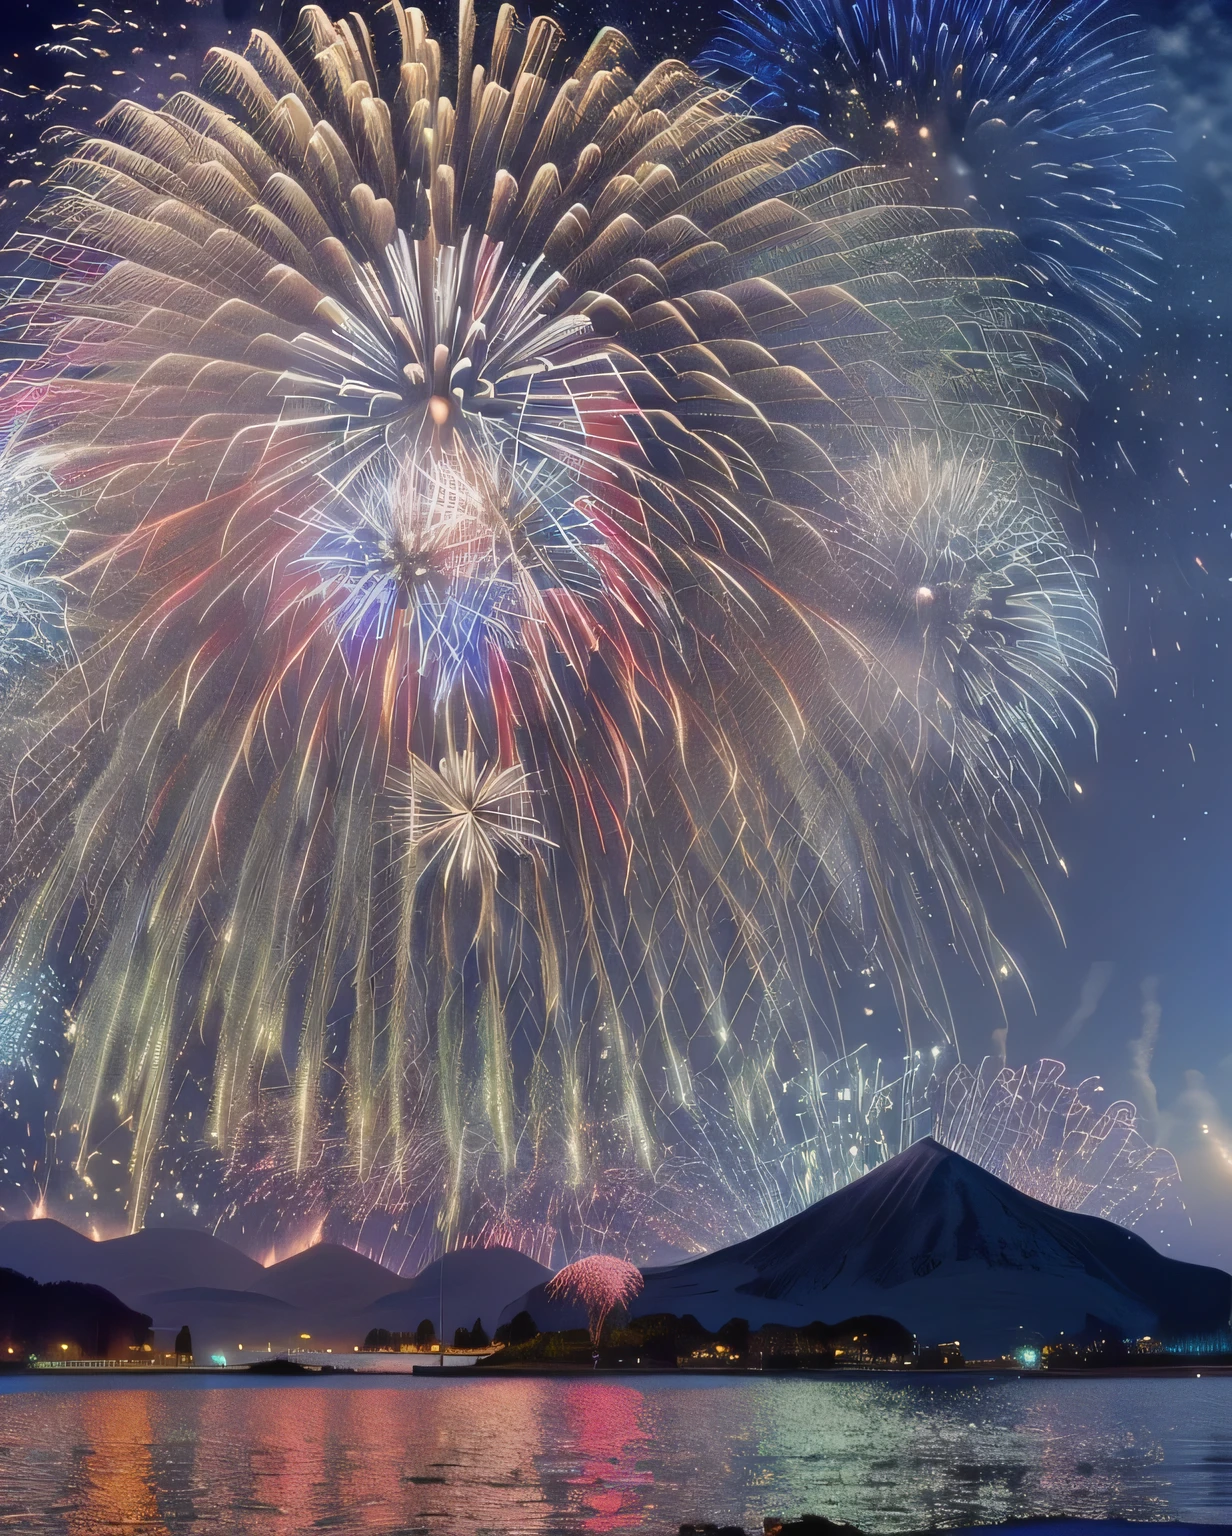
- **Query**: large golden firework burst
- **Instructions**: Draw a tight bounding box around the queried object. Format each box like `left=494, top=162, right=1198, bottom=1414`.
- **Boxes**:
left=0, top=0, right=1107, bottom=1255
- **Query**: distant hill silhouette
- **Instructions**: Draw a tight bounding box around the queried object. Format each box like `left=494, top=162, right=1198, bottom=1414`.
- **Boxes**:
left=0, top=1219, right=552, bottom=1358
left=137, top=1287, right=300, bottom=1357
left=0, top=1218, right=97, bottom=1284
left=142, top=1245, right=552, bottom=1356
left=0, top=1267, right=151, bottom=1359
left=256, top=1243, right=408, bottom=1312
left=502, top=1140, right=1232, bottom=1357
left=361, top=1247, right=552, bottom=1341
left=0, top=1219, right=266, bottom=1297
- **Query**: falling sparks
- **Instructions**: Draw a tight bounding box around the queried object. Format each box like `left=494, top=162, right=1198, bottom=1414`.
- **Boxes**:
left=935, top=1056, right=1184, bottom=1225
left=546, top=1254, right=645, bottom=1343
left=0, top=0, right=1126, bottom=1255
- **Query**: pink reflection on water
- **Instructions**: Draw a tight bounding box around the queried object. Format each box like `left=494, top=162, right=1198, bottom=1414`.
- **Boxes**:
left=190, top=1381, right=555, bottom=1530
left=195, top=1384, right=325, bottom=1530
left=0, top=1375, right=1221, bottom=1531
left=561, top=1382, right=653, bottom=1531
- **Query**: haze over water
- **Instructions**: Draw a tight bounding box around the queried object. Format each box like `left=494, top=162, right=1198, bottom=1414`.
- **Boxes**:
left=0, top=1375, right=1228, bottom=1533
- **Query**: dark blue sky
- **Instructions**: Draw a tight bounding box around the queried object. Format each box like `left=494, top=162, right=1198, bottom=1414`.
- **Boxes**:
left=974, top=0, right=1232, bottom=1266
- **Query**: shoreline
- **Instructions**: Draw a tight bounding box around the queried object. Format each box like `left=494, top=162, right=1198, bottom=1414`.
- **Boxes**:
left=4, top=1361, right=1229, bottom=1380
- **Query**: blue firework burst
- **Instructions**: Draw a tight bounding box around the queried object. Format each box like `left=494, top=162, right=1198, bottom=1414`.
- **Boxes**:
left=699, top=0, right=1173, bottom=334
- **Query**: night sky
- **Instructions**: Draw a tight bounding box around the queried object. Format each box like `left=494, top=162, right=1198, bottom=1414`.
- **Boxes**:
left=1, top=0, right=1230, bottom=1264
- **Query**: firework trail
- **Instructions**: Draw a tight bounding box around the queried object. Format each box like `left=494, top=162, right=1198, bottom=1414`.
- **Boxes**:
left=0, top=0, right=1111, bottom=1252
left=699, top=0, right=1174, bottom=335
left=124, top=1038, right=1181, bottom=1266
left=0, top=423, right=68, bottom=690
left=712, top=1044, right=1183, bottom=1238
left=934, top=1054, right=1183, bottom=1225
left=546, top=1254, right=644, bottom=1342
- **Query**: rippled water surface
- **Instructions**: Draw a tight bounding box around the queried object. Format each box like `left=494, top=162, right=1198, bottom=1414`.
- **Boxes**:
left=0, top=1373, right=1229, bottom=1533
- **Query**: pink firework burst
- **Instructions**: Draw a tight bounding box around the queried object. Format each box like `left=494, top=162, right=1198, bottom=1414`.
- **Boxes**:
left=546, top=1256, right=645, bottom=1345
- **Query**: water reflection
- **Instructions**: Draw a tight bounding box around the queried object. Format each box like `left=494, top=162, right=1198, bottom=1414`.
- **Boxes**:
left=0, top=1375, right=1225, bottom=1533
left=66, top=1393, right=169, bottom=1536
left=552, top=1383, right=652, bottom=1531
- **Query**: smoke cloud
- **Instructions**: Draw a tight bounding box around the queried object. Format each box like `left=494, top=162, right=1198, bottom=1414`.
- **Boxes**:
left=1055, top=960, right=1115, bottom=1048
left=1128, top=976, right=1162, bottom=1143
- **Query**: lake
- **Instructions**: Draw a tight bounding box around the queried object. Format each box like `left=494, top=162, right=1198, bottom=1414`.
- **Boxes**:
left=0, top=1373, right=1229, bottom=1533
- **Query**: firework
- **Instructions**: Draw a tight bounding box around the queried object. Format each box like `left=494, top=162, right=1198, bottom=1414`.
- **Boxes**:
left=0, top=429, right=68, bottom=689
left=755, top=1044, right=1183, bottom=1232
left=546, top=1254, right=644, bottom=1342
left=0, top=962, right=65, bottom=1076
left=842, top=442, right=1111, bottom=812
left=699, top=0, right=1174, bottom=333
left=933, top=1055, right=1183, bottom=1225
left=0, top=0, right=1107, bottom=1250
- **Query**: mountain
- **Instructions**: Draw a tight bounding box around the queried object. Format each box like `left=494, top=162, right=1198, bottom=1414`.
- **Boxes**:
left=95, top=1228, right=268, bottom=1296
left=0, top=1219, right=545, bottom=1357
left=253, top=1243, right=407, bottom=1312
left=0, top=1267, right=151, bottom=1359
left=0, top=1218, right=97, bottom=1284
left=140, top=1244, right=550, bottom=1357
left=500, top=1139, right=1232, bottom=1357
left=137, top=1287, right=303, bottom=1359
left=0, top=1221, right=409, bottom=1311
left=0, top=1219, right=266, bottom=1300
left=361, top=1247, right=552, bottom=1340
